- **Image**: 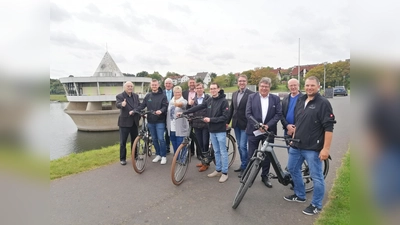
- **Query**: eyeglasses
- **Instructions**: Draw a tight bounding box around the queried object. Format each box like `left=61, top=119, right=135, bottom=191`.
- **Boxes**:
left=210, top=88, right=218, bottom=90
left=260, top=85, right=270, bottom=89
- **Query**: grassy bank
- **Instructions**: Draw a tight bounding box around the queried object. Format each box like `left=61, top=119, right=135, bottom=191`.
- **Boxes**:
left=50, top=144, right=121, bottom=180
left=315, top=151, right=350, bottom=225
left=50, top=94, right=68, bottom=102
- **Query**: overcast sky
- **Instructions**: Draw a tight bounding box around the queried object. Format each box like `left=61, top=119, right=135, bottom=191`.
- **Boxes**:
left=50, top=0, right=349, bottom=78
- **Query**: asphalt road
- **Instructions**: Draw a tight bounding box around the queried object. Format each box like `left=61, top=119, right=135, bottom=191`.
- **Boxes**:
left=50, top=96, right=350, bottom=225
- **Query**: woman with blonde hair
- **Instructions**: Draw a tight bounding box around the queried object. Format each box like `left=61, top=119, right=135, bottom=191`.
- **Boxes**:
left=166, top=86, right=189, bottom=154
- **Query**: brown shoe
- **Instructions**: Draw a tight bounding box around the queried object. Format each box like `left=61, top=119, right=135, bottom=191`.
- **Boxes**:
left=196, top=163, right=203, bottom=167
left=198, top=165, right=209, bottom=172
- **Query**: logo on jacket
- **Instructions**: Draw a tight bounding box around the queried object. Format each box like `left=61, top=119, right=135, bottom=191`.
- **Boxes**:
left=148, top=99, right=152, bottom=102
left=308, top=104, right=316, bottom=109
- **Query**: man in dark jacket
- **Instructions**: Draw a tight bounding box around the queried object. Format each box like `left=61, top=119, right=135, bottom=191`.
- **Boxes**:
left=116, top=81, right=141, bottom=165
left=227, top=74, right=254, bottom=177
left=182, top=77, right=197, bottom=155
left=284, top=76, right=335, bottom=216
left=281, top=78, right=303, bottom=136
left=246, top=77, right=282, bottom=188
left=192, top=83, right=211, bottom=172
left=163, top=78, right=174, bottom=154
left=181, top=83, right=230, bottom=183
left=135, top=79, right=169, bottom=165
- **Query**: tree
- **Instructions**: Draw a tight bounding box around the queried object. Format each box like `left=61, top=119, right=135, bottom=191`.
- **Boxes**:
left=123, top=73, right=135, bottom=77
left=248, top=67, right=279, bottom=89
left=165, top=71, right=180, bottom=78
left=148, top=71, right=163, bottom=81
left=241, top=70, right=254, bottom=82
left=305, top=60, right=350, bottom=89
left=196, top=78, right=203, bottom=83
left=210, top=72, right=217, bottom=82
left=136, top=71, right=149, bottom=77
left=50, top=78, right=65, bottom=94
left=180, top=81, right=188, bottom=91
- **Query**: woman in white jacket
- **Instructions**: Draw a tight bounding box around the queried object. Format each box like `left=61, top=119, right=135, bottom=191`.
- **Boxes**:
left=166, top=86, right=189, bottom=154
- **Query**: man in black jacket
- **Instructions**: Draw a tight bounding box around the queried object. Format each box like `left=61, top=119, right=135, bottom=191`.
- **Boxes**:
left=135, top=79, right=169, bottom=165
left=281, top=78, right=303, bottom=136
left=284, top=76, right=335, bottom=216
left=227, top=75, right=254, bottom=177
left=116, top=81, right=141, bottom=165
left=181, top=83, right=230, bottom=183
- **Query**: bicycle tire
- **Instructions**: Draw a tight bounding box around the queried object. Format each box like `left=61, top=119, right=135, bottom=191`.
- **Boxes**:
left=303, top=159, right=329, bottom=193
left=232, top=160, right=260, bottom=209
left=171, top=143, right=191, bottom=185
left=227, top=134, right=237, bottom=167
left=132, top=136, right=148, bottom=174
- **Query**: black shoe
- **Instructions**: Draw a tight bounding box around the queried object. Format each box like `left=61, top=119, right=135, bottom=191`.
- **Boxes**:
left=234, top=167, right=242, bottom=172
left=261, top=177, right=272, bottom=188
left=302, top=204, right=321, bottom=216
left=166, top=149, right=170, bottom=154
left=120, top=160, right=127, bottom=165
left=283, top=194, right=306, bottom=202
left=238, top=170, right=244, bottom=178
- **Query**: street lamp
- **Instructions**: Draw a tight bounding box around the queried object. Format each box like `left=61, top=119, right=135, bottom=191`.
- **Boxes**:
left=323, top=62, right=327, bottom=95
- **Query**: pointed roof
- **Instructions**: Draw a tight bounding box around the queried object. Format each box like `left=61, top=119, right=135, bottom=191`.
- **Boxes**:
left=93, top=51, right=123, bottom=77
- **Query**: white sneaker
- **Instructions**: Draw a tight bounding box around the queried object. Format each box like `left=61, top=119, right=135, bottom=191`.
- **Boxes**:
left=152, top=155, right=161, bottom=163
left=219, top=174, right=228, bottom=183
left=207, top=171, right=222, bottom=178
left=160, top=157, right=167, bottom=165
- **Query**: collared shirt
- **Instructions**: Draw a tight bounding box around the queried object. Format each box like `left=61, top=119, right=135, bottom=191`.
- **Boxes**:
left=237, top=88, right=245, bottom=106
left=196, top=94, right=205, bottom=104
left=166, top=89, right=172, bottom=102
left=260, top=93, right=269, bottom=123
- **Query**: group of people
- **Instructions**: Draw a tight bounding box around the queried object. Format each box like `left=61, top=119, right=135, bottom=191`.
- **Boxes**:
left=116, top=75, right=335, bottom=216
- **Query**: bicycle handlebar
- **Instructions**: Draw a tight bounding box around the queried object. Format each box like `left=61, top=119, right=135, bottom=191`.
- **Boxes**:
left=249, top=116, right=300, bottom=143
left=177, top=114, right=204, bottom=121
left=134, top=110, right=156, bottom=116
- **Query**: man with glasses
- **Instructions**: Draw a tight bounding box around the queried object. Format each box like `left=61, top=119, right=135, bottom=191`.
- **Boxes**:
left=245, top=77, right=282, bottom=188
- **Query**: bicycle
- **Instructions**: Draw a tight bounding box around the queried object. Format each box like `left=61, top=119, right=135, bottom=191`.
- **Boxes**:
left=131, top=110, right=155, bottom=174
left=199, top=126, right=237, bottom=168
left=171, top=114, right=203, bottom=185
left=232, top=116, right=330, bottom=209
left=171, top=115, right=237, bottom=185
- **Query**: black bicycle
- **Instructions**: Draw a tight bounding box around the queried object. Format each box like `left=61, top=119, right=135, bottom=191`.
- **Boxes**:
left=171, top=115, right=237, bottom=185
left=131, top=110, right=154, bottom=174
left=199, top=126, right=237, bottom=168
left=232, top=116, right=330, bottom=209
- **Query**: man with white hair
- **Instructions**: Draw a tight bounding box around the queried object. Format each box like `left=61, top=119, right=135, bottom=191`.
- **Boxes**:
left=116, top=81, right=141, bottom=165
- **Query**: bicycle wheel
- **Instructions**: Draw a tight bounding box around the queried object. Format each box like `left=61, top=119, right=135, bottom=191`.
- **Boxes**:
left=226, top=134, right=237, bottom=167
left=132, top=136, right=148, bottom=174
left=232, top=160, right=260, bottom=209
left=303, top=159, right=330, bottom=193
left=171, top=143, right=191, bottom=185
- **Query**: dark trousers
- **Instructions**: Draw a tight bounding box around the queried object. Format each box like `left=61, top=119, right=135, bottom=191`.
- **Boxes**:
left=247, top=134, right=272, bottom=177
left=194, top=127, right=209, bottom=155
left=165, top=127, right=170, bottom=151
left=119, top=126, right=138, bottom=161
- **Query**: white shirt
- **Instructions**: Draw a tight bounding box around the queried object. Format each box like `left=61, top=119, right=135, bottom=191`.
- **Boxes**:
left=196, top=94, right=205, bottom=104
left=260, top=93, right=269, bottom=123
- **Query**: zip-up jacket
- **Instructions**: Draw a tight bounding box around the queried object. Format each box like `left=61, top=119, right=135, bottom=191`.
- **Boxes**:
left=135, top=87, right=168, bottom=123
left=183, top=89, right=229, bottom=133
left=292, top=93, right=336, bottom=151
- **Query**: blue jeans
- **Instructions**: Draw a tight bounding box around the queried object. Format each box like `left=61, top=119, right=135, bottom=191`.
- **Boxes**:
left=287, top=147, right=325, bottom=209
left=234, top=126, right=248, bottom=170
left=210, top=132, right=228, bottom=174
left=170, top=131, right=184, bottom=154
left=147, top=123, right=166, bottom=157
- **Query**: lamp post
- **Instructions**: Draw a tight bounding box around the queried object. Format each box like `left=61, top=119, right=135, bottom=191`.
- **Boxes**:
left=323, top=62, right=327, bottom=95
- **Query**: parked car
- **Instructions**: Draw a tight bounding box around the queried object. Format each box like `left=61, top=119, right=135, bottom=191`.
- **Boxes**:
left=333, top=86, right=348, bottom=96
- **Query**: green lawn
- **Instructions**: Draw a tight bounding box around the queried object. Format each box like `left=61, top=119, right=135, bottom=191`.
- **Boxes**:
left=50, top=94, right=68, bottom=102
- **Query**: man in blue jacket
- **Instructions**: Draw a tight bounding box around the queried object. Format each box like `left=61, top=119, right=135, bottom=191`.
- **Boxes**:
left=246, top=77, right=282, bottom=188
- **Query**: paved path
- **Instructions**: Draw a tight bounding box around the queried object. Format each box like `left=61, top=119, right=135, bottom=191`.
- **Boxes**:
left=50, top=96, right=350, bottom=225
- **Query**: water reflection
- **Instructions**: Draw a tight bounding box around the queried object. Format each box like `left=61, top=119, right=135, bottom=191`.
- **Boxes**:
left=50, top=102, right=119, bottom=160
